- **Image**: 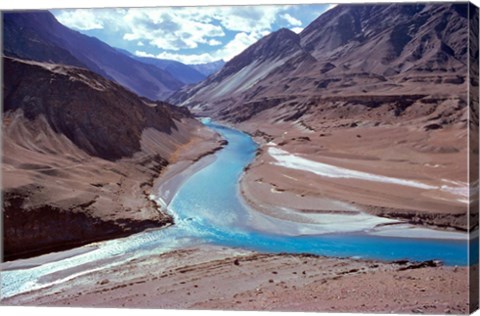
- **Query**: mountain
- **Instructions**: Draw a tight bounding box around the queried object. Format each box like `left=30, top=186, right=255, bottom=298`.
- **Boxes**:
left=2, top=57, right=208, bottom=260
left=170, top=3, right=469, bottom=127
left=3, top=12, right=86, bottom=68
left=3, top=11, right=183, bottom=100
left=132, top=55, right=206, bottom=85
left=4, top=57, right=194, bottom=161
left=189, top=60, right=225, bottom=76
left=114, top=48, right=207, bottom=85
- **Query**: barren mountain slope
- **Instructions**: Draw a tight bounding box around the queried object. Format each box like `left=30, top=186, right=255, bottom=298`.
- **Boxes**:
left=2, top=57, right=221, bottom=261
left=172, top=3, right=468, bottom=125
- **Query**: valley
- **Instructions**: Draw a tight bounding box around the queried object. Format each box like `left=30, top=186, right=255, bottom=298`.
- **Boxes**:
left=1, top=2, right=478, bottom=313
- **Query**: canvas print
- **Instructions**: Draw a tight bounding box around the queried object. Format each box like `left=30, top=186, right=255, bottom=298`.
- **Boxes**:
left=1, top=1, right=479, bottom=314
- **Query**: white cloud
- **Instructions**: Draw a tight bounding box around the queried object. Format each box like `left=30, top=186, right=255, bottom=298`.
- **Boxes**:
left=208, top=39, right=222, bottom=46
left=135, top=51, right=155, bottom=58
left=291, top=27, right=304, bottom=34
left=134, top=30, right=265, bottom=64
left=54, top=9, right=104, bottom=30
left=206, top=6, right=290, bottom=34
left=122, top=8, right=225, bottom=51
left=281, top=13, right=301, bottom=26
left=124, top=6, right=288, bottom=64
left=120, top=6, right=294, bottom=51
left=137, top=41, right=144, bottom=46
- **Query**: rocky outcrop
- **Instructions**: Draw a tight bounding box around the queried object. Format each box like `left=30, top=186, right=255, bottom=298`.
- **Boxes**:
left=3, top=191, right=172, bottom=261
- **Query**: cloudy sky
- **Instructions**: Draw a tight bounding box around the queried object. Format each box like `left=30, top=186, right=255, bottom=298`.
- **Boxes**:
left=51, top=4, right=334, bottom=65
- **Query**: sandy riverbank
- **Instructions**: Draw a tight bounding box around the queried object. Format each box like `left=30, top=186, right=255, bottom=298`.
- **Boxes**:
left=2, top=245, right=469, bottom=313
left=237, top=119, right=470, bottom=233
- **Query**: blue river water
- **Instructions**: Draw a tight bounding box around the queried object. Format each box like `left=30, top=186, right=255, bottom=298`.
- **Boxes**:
left=168, top=121, right=469, bottom=266
left=0, top=121, right=473, bottom=299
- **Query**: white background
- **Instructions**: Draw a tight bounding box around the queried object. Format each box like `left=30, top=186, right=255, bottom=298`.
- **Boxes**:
left=1, top=0, right=479, bottom=316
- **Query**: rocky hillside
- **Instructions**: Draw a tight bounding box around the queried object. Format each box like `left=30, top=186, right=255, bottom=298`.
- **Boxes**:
left=2, top=57, right=210, bottom=261
left=3, top=11, right=183, bottom=100
left=170, top=3, right=470, bottom=129
left=4, top=57, right=192, bottom=161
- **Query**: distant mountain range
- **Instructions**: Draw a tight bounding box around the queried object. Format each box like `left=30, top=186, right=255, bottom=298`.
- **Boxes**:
left=170, top=3, right=472, bottom=128
left=138, top=58, right=224, bottom=83
left=132, top=56, right=207, bottom=85
left=116, top=48, right=223, bottom=84
left=190, top=60, right=226, bottom=77
left=3, top=11, right=223, bottom=100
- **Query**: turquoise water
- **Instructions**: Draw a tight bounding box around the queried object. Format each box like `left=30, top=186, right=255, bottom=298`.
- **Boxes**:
left=0, top=121, right=471, bottom=299
left=168, top=121, right=468, bottom=266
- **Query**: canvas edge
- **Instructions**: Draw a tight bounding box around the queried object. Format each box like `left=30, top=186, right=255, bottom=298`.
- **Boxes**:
left=468, top=1, right=480, bottom=314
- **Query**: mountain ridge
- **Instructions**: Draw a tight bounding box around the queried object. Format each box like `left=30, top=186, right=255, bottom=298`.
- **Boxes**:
left=170, top=3, right=469, bottom=128
left=4, top=57, right=193, bottom=160
left=3, top=11, right=183, bottom=100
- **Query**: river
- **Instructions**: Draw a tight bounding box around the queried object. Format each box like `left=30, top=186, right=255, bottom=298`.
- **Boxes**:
left=0, top=121, right=470, bottom=299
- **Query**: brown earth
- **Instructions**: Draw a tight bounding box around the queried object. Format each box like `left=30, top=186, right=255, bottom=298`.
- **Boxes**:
left=2, top=246, right=470, bottom=314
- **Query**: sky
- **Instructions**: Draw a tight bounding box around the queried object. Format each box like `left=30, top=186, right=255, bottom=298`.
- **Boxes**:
left=51, top=4, right=335, bottom=65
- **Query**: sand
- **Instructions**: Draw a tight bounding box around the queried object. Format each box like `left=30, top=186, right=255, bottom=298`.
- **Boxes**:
left=2, top=245, right=469, bottom=313
left=237, top=119, right=470, bottom=232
